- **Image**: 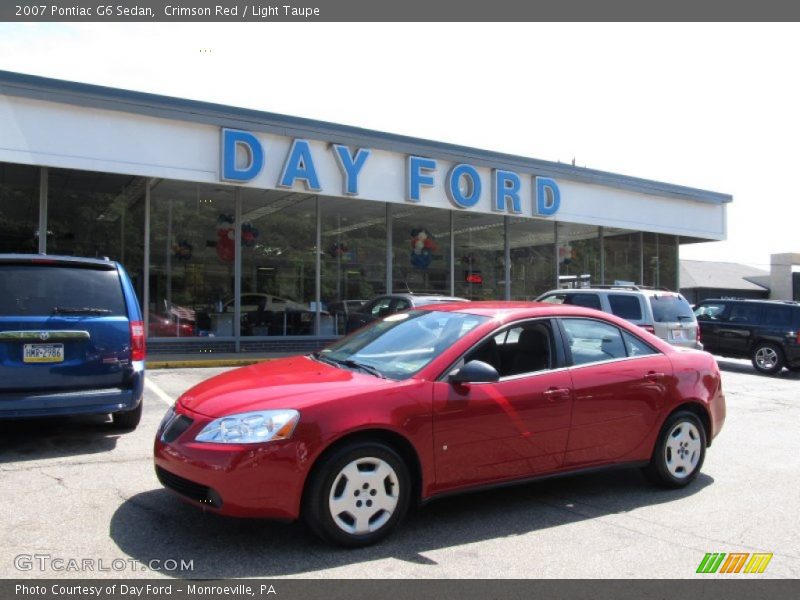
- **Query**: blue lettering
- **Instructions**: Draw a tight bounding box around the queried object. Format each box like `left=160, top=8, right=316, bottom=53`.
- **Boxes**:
left=493, top=170, right=522, bottom=213
left=332, top=145, right=371, bottom=196
left=446, top=164, right=482, bottom=208
left=407, top=156, right=437, bottom=202
left=535, top=177, right=561, bottom=216
left=221, top=129, right=264, bottom=182
left=278, top=139, right=321, bottom=191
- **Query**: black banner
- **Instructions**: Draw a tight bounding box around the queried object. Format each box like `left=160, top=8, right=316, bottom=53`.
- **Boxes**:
left=2, top=0, right=800, bottom=22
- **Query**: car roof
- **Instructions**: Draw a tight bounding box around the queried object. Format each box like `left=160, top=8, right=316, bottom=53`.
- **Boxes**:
left=418, top=300, right=613, bottom=318
left=700, top=298, right=800, bottom=306
left=0, top=253, right=118, bottom=269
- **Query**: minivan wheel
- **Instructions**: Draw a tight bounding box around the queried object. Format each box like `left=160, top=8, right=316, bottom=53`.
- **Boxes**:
left=751, top=342, right=785, bottom=375
left=304, top=441, right=410, bottom=547
left=643, top=411, right=706, bottom=488
left=111, top=401, right=142, bottom=430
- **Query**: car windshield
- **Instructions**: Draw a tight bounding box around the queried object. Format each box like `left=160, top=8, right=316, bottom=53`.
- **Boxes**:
left=649, top=293, right=694, bottom=323
left=319, top=310, right=488, bottom=380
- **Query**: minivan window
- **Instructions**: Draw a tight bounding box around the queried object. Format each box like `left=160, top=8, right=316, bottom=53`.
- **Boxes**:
left=0, top=265, right=126, bottom=316
left=609, top=294, right=643, bottom=320
left=729, top=304, right=763, bottom=325
left=649, top=294, right=693, bottom=323
left=762, top=306, right=793, bottom=328
left=695, top=303, right=726, bottom=320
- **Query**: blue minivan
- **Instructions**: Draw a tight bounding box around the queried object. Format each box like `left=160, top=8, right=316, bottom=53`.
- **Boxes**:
left=0, top=254, right=145, bottom=429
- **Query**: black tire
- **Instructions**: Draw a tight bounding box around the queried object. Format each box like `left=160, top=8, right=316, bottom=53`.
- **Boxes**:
left=643, top=410, right=706, bottom=488
left=751, top=342, right=785, bottom=375
left=303, top=441, right=410, bottom=547
left=111, top=400, right=142, bottom=430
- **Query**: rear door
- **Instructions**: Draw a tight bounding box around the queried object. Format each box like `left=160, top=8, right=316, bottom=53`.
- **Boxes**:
left=0, top=260, right=131, bottom=392
left=649, top=292, right=698, bottom=348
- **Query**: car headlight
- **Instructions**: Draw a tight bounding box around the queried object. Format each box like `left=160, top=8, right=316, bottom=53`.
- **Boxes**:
left=194, top=409, right=300, bottom=444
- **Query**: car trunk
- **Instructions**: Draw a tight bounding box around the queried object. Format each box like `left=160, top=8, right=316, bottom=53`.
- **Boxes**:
left=0, top=262, right=131, bottom=392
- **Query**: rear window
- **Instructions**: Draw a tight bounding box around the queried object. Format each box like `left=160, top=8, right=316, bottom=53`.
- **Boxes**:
left=649, top=294, right=694, bottom=323
left=763, top=305, right=794, bottom=328
left=0, top=265, right=126, bottom=317
left=608, top=294, right=643, bottom=320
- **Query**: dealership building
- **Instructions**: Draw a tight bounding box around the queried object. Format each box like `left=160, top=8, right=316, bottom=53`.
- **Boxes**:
left=0, top=70, right=731, bottom=353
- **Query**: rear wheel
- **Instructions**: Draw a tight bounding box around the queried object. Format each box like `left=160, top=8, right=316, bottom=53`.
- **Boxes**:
left=643, top=411, right=706, bottom=488
left=111, top=401, right=142, bottom=430
left=751, top=342, right=784, bottom=375
left=304, top=441, right=410, bottom=547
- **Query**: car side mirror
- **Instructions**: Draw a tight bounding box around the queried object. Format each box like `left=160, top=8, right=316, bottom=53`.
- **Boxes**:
left=449, top=360, right=500, bottom=384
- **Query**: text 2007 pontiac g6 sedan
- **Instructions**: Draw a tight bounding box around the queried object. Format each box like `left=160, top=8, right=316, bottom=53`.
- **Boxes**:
left=154, top=302, right=725, bottom=547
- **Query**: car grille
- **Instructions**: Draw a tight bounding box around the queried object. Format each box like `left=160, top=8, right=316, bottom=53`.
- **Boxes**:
left=155, top=466, right=222, bottom=509
left=161, top=414, right=193, bottom=443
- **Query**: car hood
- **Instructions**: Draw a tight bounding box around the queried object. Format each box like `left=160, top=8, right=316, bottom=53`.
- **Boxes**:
left=178, top=355, right=399, bottom=417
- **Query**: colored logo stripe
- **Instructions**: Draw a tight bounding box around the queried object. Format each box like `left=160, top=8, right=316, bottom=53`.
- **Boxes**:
left=744, top=553, right=773, bottom=574
left=697, top=552, right=773, bottom=574
left=697, top=553, right=726, bottom=573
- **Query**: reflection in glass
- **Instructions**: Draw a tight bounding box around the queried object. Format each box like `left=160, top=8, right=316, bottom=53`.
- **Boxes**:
left=0, top=163, right=39, bottom=254
left=643, top=233, right=677, bottom=290
left=604, top=229, right=641, bottom=285
left=149, top=180, right=235, bottom=338
left=240, top=189, right=317, bottom=336
left=557, top=223, right=600, bottom=288
left=453, top=212, right=504, bottom=300
left=509, top=218, right=555, bottom=299
left=47, top=168, right=145, bottom=306
left=392, top=206, right=451, bottom=295
left=321, top=196, right=386, bottom=335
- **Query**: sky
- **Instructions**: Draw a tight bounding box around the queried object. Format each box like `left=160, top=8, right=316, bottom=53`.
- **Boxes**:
left=0, top=22, right=797, bottom=272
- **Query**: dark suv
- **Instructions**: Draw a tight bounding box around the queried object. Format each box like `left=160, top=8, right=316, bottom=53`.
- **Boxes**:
left=0, top=255, right=145, bottom=428
left=694, top=298, right=800, bottom=375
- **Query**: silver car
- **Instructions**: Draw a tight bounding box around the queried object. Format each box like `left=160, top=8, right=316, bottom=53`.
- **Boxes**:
left=535, top=286, right=702, bottom=349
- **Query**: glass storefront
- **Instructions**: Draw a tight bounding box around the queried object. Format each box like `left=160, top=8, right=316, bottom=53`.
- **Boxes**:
left=0, top=160, right=693, bottom=345
left=392, top=205, right=451, bottom=295
left=0, top=163, right=39, bottom=254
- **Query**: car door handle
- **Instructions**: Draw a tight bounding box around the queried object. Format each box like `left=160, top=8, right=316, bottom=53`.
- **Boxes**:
left=644, top=372, right=665, bottom=382
left=543, top=387, right=571, bottom=401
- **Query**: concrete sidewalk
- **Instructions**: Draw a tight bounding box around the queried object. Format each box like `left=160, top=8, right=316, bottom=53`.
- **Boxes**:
left=146, top=351, right=301, bottom=369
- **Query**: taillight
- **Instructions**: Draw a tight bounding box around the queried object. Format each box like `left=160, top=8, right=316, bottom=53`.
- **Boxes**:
left=130, top=320, right=146, bottom=361
left=696, top=327, right=702, bottom=345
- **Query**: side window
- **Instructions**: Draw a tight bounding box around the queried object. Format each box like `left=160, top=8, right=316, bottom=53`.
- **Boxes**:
left=729, top=304, right=762, bottom=325
left=366, top=297, right=392, bottom=317
left=393, top=298, right=411, bottom=312
left=695, top=303, right=727, bottom=320
left=562, top=318, right=627, bottom=366
left=539, top=293, right=566, bottom=304
left=763, top=306, right=792, bottom=328
left=622, top=330, right=657, bottom=357
left=568, top=294, right=602, bottom=310
left=608, top=294, right=643, bottom=320
left=466, top=322, right=552, bottom=377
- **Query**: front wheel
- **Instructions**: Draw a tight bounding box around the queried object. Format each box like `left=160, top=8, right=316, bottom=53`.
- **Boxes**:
left=751, top=342, right=785, bottom=375
left=643, top=411, right=706, bottom=488
left=304, top=441, right=410, bottom=547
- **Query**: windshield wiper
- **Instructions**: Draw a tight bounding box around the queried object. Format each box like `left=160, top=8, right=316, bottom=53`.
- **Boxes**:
left=341, top=359, right=387, bottom=379
left=310, top=351, right=338, bottom=366
left=677, top=315, right=694, bottom=321
left=52, top=306, right=112, bottom=315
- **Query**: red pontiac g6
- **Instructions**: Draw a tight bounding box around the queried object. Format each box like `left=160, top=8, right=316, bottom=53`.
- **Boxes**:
left=154, top=302, right=725, bottom=547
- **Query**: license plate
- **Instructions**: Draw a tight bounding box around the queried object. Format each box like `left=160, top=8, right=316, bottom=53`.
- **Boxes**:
left=23, top=343, right=64, bottom=363
left=670, top=329, right=688, bottom=341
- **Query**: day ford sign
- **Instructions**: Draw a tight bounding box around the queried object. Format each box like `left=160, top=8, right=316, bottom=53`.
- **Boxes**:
left=220, top=128, right=561, bottom=217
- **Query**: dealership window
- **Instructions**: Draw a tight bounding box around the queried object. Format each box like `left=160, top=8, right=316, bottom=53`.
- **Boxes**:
left=149, top=180, right=236, bottom=338
left=453, top=212, right=504, bottom=300
left=643, top=233, right=678, bottom=291
left=392, top=205, right=451, bottom=295
left=604, top=229, right=641, bottom=286
left=47, top=168, right=146, bottom=305
left=557, top=223, right=600, bottom=288
left=239, top=189, right=317, bottom=337
left=0, top=163, right=39, bottom=254
left=509, top=217, right=556, bottom=299
left=321, top=196, right=386, bottom=335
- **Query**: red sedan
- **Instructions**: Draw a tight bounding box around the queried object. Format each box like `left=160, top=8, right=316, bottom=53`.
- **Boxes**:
left=154, top=302, right=725, bottom=547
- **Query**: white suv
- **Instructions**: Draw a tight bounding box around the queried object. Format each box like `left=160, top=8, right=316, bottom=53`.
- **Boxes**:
left=535, top=286, right=702, bottom=350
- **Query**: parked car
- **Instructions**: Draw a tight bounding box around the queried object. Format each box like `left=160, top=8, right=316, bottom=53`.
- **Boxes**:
left=345, top=293, right=468, bottom=333
left=148, top=312, right=195, bottom=337
left=0, top=254, right=145, bottom=429
left=155, top=301, right=725, bottom=547
left=694, top=298, right=800, bottom=375
left=536, top=286, right=701, bottom=350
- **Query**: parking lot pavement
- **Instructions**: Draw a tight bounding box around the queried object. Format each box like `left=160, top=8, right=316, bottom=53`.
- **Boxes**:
left=0, top=358, right=798, bottom=579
